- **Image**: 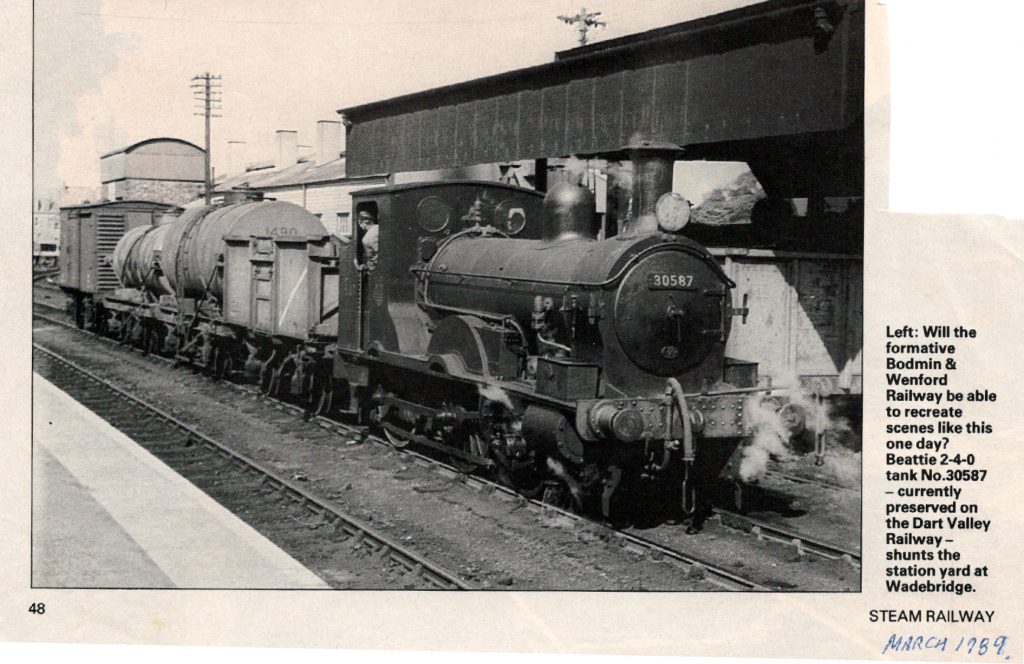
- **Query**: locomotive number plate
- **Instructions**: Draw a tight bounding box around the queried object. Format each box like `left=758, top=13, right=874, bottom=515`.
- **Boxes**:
left=647, top=273, right=696, bottom=289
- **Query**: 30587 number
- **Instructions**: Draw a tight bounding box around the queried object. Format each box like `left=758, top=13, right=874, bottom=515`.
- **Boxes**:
left=648, top=273, right=695, bottom=289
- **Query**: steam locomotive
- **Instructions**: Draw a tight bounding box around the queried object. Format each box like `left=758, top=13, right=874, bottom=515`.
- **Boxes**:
left=58, top=141, right=805, bottom=524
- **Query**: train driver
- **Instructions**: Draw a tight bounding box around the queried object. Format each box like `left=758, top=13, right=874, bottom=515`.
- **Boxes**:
left=357, top=209, right=379, bottom=270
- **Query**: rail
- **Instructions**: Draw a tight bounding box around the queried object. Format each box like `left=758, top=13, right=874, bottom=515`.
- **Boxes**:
left=32, top=341, right=473, bottom=591
left=34, top=304, right=858, bottom=589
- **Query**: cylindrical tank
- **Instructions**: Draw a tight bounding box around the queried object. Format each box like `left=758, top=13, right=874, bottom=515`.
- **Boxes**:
left=112, top=223, right=174, bottom=295
left=161, top=201, right=327, bottom=300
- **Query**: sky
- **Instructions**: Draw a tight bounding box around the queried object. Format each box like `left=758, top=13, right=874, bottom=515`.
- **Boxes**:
left=34, top=0, right=760, bottom=195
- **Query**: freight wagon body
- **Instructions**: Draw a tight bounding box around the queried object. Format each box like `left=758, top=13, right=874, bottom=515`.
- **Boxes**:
left=58, top=200, right=180, bottom=328
left=104, top=198, right=339, bottom=402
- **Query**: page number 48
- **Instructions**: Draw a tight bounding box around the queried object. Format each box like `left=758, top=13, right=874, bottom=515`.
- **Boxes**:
left=28, top=603, right=45, bottom=615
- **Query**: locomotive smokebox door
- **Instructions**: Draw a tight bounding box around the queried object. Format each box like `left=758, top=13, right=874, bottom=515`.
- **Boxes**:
left=614, top=248, right=731, bottom=376
left=535, top=357, right=600, bottom=401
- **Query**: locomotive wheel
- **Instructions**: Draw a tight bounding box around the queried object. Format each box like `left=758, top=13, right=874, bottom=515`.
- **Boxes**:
left=382, top=425, right=412, bottom=449
left=446, top=431, right=485, bottom=474
left=494, top=455, right=546, bottom=499
left=540, top=481, right=575, bottom=511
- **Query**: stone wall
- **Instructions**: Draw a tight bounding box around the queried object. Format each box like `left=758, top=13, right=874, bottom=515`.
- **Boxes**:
left=113, top=179, right=204, bottom=206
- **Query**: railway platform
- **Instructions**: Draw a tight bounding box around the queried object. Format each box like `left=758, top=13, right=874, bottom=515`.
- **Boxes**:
left=32, top=375, right=329, bottom=589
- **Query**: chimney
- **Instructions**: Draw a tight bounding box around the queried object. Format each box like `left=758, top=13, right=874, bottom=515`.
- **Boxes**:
left=226, top=140, right=247, bottom=177
left=625, top=138, right=683, bottom=235
left=275, top=129, right=298, bottom=168
left=315, top=120, right=343, bottom=165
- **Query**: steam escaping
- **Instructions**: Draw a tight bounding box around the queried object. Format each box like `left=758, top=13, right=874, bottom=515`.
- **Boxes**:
left=737, top=373, right=858, bottom=482
left=821, top=447, right=861, bottom=485
left=739, top=394, right=795, bottom=482
left=563, top=156, right=589, bottom=186
left=478, top=383, right=514, bottom=411
left=605, top=160, right=634, bottom=194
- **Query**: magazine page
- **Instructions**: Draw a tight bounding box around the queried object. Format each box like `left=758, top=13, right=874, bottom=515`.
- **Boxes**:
left=1, top=0, right=1021, bottom=659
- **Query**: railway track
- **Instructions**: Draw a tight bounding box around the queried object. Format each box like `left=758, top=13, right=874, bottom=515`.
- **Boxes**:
left=34, top=305, right=857, bottom=589
left=712, top=509, right=860, bottom=565
left=765, top=468, right=858, bottom=494
left=33, top=341, right=472, bottom=590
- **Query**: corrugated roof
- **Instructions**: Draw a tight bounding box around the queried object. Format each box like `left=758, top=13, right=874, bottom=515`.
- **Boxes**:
left=214, top=157, right=385, bottom=193
left=100, top=137, right=204, bottom=159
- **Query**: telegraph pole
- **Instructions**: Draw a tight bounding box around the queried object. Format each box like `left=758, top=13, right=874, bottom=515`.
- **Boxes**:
left=191, top=73, right=222, bottom=203
left=557, top=7, right=606, bottom=46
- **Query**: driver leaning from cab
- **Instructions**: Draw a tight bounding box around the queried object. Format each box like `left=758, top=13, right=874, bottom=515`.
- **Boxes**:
left=357, top=209, right=379, bottom=270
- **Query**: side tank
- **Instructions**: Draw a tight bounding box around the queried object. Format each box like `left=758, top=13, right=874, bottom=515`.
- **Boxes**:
left=161, top=201, right=327, bottom=300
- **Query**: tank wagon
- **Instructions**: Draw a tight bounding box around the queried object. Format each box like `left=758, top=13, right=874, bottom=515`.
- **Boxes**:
left=103, top=195, right=340, bottom=403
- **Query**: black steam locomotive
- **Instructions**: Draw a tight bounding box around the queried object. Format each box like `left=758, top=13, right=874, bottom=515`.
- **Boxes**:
left=59, top=141, right=804, bottom=524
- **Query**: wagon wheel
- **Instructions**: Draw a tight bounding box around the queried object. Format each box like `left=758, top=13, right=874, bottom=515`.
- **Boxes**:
left=307, top=374, right=333, bottom=415
left=117, top=317, right=132, bottom=345
left=259, top=361, right=275, bottom=395
left=146, top=326, right=162, bottom=355
left=314, top=380, right=334, bottom=416
left=215, top=350, right=234, bottom=380
left=267, top=365, right=284, bottom=397
left=204, top=346, right=219, bottom=376
left=129, top=318, right=147, bottom=350
left=301, top=371, right=316, bottom=408
left=72, top=297, right=85, bottom=329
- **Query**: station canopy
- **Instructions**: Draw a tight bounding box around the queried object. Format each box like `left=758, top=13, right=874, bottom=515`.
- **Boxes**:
left=338, top=0, right=863, bottom=197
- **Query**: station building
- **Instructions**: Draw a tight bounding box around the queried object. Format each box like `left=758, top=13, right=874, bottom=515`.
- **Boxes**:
left=99, top=138, right=205, bottom=207
left=215, top=122, right=387, bottom=239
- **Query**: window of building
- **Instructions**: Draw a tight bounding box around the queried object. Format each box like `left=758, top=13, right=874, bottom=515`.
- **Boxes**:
left=337, top=212, right=351, bottom=237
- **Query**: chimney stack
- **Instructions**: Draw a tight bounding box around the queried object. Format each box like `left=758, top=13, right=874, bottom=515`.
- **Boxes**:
left=315, top=120, right=343, bottom=165
left=226, top=140, right=247, bottom=177
left=275, top=129, right=298, bottom=168
left=625, top=138, right=682, bottom=235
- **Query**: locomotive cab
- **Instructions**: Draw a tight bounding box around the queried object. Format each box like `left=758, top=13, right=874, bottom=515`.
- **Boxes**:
left=335, top=182, right=546, bottom=358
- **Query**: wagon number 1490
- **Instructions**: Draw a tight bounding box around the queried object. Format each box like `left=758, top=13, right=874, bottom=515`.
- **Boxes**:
left=648, top=273, right=695, bottom=289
